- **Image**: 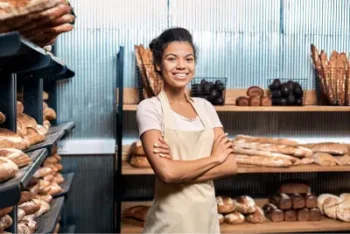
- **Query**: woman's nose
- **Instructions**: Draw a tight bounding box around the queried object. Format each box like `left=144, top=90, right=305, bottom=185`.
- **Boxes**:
left=176, top=59, right=186, bottom=69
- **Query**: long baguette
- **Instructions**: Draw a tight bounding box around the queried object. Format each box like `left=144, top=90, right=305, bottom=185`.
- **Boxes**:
left=236, top=154, right=292, bottom=168
left=235, top=135, right=298, bottom=146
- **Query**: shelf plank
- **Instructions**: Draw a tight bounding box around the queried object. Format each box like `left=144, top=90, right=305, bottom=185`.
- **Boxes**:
left=48, top=121, right=76, bottom=136
left=25, top=130, right=65, bottom=154
left=121, top=201, right=350, bottom=233
left=35, top=197, right=65, bottom=234
left=53, top=173, right=75, bottom=198
left=0, top=149, right=48, bottom=209
left=59, top=225, right=76, bottom=234
left=123, top=104, right=350, bottom=112
left=122, top=161, right=350, bottom=175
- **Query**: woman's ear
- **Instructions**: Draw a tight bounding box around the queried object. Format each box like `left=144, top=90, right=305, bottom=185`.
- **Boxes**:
left=156, top=64, right=161, bottom=72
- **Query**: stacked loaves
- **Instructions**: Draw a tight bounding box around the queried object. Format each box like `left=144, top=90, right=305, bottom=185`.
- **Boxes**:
left=216, top=195, right=266, bottom=225
left=264, top=182, right=321, bottom=222
left=318, top=193, right=350, bottom=222
left=135, top=45, right=163, bottom=99
left=129, top=141, right=151, bottom=168
left=233, top=135, right=312, bottom=168
left=236, top=86, right=272, bottom=106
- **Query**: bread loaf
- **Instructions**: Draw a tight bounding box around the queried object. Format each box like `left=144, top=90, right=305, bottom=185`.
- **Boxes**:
left=132, top=141, right=145, bottom=155
left=305, top=194, right=318, bottom=208
left=300, top=157, right=314, bottom=165
left=235, top=135, right=299, bottom=146
left=130, top=155, right=151, bottom=168
left=0, top=148, right=31, bottom=167
left=249, top=96, right=260, bottom=106
left=0, top=128, right=29, bottom=150
left=279, top=183, right=310, bottom=194
left=218, top=214, right=224, bottom=224
left=43, top=107, right=56, bottom=121
left=16, top=118, right=27, bottom=137
left=44, top=156, right=59, bottom=164
left=245, top=206, right=266, bottom=224
left=247, top=86, right=264, bottom=97
left=33, top=199, right=50, bottom=217
left=235, top=154, right=293, bottom=168
left=284, top=210, right=297, bottom=221
left=38, top=179, right=52, bottom=194
left=270, top=193, right=292, bottom=210
left=34, top=167, right=53, bottom=178
left=24, top=126, right=45, bottom=146
left=18, top=200, right=41, bottom=215
left=260, top=97, right=272, bottom=106
left=19, top=191, right=36, bottom=205
left=48, top=182, right=62, bottom=196
left=297, top=208, right=310, bottom=221
left=0, top=112, right=5, bottom=125
left=336, top=200, right=350, bottom=222
left=21, top=215, right=37, bottom=232
left=0, top=215, right=12, bottom=232
left=17, top=101, right=24, bottom=115
left=0, top=157, right=19, bottom=183
left=216, top=196, right=236, bottom=214
left=0, top=207, right=13, bottom=217
left=309, top=208, right=322, bottom=221
left=224, top=211, right=245, bottom=224
left=311, top=143, right=348, bottom=155
left=335, top=155, right=350, bottom=165
left=17, top=208, right=26, bottom=221
left=290, top=193, right=305, bottom=209
left=18, top=222, right=31, bottom=234
left=43, top=174, right=55, bottom=182
left=340, top=193, right=350, bottom=201
left=323, top=196, right=342, bottom=219
left=235, top=97, right=249, bottom=106
left=314, top=153, right=337, bottom=166
left=54, top=174, right=64, bottom=184
left=262, top=203, right=284, bottom=222
left=235, top=196, right=256, bottom=214
left=317, top=194, right=338, bottom=214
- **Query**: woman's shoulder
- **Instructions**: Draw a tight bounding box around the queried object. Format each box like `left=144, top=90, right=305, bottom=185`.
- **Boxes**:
left=137, top=97, right=162, bottom=115
left=192, top=97, right=215, bottom=111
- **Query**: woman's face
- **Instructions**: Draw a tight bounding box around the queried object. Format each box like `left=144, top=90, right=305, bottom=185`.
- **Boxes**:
left=157, top=41, right=195, bottom=89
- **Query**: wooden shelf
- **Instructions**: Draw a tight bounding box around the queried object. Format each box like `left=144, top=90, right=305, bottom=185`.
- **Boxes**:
left=123, top=104, right=350, bottom=112
left=121, top=201, right=350, bottom=234
left=122, top=161, right=350, bottom=175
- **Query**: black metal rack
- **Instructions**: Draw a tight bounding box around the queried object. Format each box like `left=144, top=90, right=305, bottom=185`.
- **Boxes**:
left=35, top=197, right=65, bottom=234
left=0, top=31, right=76, bottom=233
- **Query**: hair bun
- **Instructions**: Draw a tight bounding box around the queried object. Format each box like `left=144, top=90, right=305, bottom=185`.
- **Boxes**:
left=149, top=38, right=159, bottom=50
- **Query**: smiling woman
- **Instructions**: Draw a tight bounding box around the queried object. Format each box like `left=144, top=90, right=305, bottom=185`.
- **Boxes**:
left=136, top=27, right=237, bottom=234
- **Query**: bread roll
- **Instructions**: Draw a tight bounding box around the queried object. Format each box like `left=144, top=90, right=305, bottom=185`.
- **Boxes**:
left=246, top=206, right=266, bottom=224
left=0, top=215, right=12, bottom=232
left=0, top=148, right=31, bottom=167
left=247, top=86, right=264, bottom=97
left=34, top=167, right=53, bottom=179
left=0, top=128, right=29, bottom=150
left=18, top=200, right=41, bottom=215
left=45, top=156, right=59, bottom=164
left=224, top=211, right=245, bottom=224
left=235, top=96, right=249, bottom=106
left=318, top=194, right=338, bottom=214
left=235, top=196, right=256, bottom=214
left=270, top=193, right=292, bottom=210
left=43, top=174, right=55, bottom=182
left=48, top=182, right=62, bottom=196
left=262, top=203, right=284, bottom=222
left=305, top=194, right=318, bottom=208
left=218, top=214, right=224, bottom=224
left=260, top=97, right=272, bottom=106
left=0, top=207, right=12, bottom=217
left=54, top=174, right=64, bottom=184
left=290, top=193, right=305, bottom=209
left=216, top=196, right=235, bottom=214
left=323, top=196, right=342, bottom=219
left=28, top=182, right=40, bottom=195
left=279, top=183, right=310, bottom=194
left=311, top=143, right=348, bottom=155
left=38, top=179, right=52, bottom=194
left=297, top=208, right=310, bottom=221
left=20, top=215, right=37, bottom=232
left=52, top=153, right=61, bottom=161
left=284, top=210, right=297, bottom=221
left=0, top=157, right=19, bottom=183
left=130, top=155, right=151, bottom=168
left=36, top=124, right=48, bottom=135
left=130, top=141, right=145, bottom=155
left=43, top=107, right=56, bottom=121
left=310, top=208, right=322, bottom=221
left=19, top=191, right=36, bottom=205
left=33, top=199, right=50, bottom=218
left=314, top=152, right=337, bottom=166
left=18, top=222, right=31, bottom=234
left=0, top=112, right=5, bottom=125
left=249, top=96, right=261, bottom=106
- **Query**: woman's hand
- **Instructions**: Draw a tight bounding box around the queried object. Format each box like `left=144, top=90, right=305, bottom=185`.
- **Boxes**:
left=211, top=133, right=234, bottom=164
left=153, top=137, right=172, bottom=159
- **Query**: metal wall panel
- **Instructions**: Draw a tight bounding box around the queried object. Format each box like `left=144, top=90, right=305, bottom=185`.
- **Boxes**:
left=169, top=0, right=280, bottom=33
left=284, top=0, right=350, bottom=35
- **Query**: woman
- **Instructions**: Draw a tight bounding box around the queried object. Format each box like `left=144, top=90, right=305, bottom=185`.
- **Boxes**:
left=136, top=27, right=237, bottom=233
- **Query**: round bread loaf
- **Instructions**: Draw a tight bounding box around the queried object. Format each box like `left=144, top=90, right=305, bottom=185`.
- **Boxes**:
left=323, top=196, right=343, bottom=219
left=0, top=157, right=19, bottom=183
left=130, top=155, right=151, bottom=168
left=317, top=194, right=339, bottom=214
left=218, top=214, right=224, bottom=224
left=337, top=200, right=350, bottom=222
left=235, top=196, right=256, bottom=214
left=134, top=141, right=145, bottom=155
left=224, top=211, right=245, bottom=224
left=216, top=196, right=236, bottom=214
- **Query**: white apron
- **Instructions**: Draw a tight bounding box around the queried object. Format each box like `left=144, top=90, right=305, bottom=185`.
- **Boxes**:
left=143, top=90, right=220, bottom=234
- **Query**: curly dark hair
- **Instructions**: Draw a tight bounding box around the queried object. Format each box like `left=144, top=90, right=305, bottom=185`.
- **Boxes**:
left=149, top=27, right=197, bottom=72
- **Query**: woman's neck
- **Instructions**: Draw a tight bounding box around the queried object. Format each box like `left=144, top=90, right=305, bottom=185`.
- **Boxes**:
left=163, top=85, right=187, bottom=104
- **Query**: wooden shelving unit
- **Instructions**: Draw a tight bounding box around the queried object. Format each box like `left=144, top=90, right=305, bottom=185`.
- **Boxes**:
left=121, top=201, right=350, bottom=234
left=123, top=104, right=350, bottom=112
left=122, top=161, right=350, bottom=175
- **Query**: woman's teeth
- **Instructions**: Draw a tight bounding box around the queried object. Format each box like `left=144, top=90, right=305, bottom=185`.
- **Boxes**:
left=174, top=74, right=187, bottom=79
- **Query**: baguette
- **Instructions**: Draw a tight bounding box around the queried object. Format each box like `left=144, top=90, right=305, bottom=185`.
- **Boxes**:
left=236, top=154, right=292, bottom=167
left=235, top=135, right=298, bottom=146
left=311, top=143, right=348, bottom=155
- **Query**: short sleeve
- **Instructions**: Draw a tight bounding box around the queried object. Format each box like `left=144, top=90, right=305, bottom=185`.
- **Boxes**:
left=136, top=98, right=163, bottom=137
left=202, top=99, right=223, bottom=129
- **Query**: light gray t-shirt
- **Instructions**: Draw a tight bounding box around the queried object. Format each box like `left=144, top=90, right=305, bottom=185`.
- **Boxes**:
left=136, top=97, right=223, bottom=137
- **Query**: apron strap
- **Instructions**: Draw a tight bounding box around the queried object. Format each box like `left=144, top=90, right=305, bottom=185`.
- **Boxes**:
left=157, top=90, right=211, bottom=133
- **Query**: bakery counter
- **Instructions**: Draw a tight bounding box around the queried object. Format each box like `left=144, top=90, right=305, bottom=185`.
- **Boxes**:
left=121, top=201, right=350, bottom=234
left=122, top=161, right=350, bottom=175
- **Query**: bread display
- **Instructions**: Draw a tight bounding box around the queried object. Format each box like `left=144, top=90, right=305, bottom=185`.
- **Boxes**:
left=216, top=196, right=235, bottom=214
left=0, top=157, right=19, bottom=183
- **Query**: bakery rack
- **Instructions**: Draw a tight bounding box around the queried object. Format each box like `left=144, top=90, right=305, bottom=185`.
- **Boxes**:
left=0, top=31, right=76, bottom=233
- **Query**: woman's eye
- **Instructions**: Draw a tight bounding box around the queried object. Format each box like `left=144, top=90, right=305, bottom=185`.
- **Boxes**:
left=167, top=57, right=176, bottom=62
left=186, top=58, right=194, bottom=62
